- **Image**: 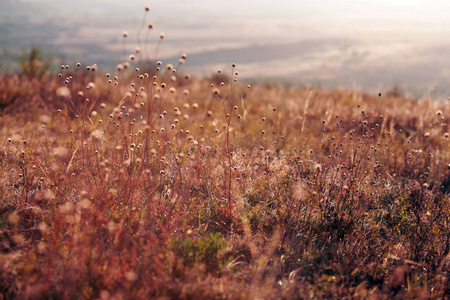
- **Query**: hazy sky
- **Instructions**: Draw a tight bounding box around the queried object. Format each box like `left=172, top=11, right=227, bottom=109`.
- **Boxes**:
left=17, top=0, right=450, bottom=28
left=19, top=0, right=449, bottom=49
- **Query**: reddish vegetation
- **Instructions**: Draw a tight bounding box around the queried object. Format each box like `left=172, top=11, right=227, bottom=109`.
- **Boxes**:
left=1, top=8, right=450, bottom=300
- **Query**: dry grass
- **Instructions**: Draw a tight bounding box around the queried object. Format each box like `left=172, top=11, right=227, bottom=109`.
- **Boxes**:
left=1, top=6, right=450, bottom=300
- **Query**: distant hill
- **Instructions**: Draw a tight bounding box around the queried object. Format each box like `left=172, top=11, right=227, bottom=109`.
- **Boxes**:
left=2, top=0, right=450, bottom=98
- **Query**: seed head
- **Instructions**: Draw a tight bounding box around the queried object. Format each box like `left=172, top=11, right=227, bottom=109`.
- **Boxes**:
left=56, top=87, right=71, bottom=98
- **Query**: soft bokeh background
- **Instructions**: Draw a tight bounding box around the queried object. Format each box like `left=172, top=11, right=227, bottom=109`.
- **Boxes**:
left=2, top=0, right=450, bottom=97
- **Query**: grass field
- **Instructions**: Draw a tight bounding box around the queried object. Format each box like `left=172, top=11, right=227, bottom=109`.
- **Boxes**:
left=1, top=6, right=450, bottom=300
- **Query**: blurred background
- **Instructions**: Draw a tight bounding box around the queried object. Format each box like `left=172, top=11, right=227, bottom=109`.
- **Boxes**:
left=2, top=0, right=450, bottom=97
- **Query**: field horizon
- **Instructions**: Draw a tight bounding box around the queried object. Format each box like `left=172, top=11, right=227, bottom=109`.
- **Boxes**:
left=3, top=0, right=450, bottom=97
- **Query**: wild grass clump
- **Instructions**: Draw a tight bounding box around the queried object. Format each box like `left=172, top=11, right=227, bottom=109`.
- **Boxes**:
left=1, top=5, right=450, bottom=299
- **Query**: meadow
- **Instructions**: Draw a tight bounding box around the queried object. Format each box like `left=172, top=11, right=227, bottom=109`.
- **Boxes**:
left=1, top=6, right=450, bottom=300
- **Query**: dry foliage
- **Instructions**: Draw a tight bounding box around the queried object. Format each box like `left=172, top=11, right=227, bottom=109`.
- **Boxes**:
left=1, top=6, right=450, bottom=300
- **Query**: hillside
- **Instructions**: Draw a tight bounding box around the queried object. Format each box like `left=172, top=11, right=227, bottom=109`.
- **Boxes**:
left=0, top=59, right=449, bottom=298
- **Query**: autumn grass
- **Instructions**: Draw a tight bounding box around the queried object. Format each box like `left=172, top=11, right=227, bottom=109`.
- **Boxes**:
left=1, top=8, right=450, bottom=299
left=0, top=67, right=449, bottom=299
